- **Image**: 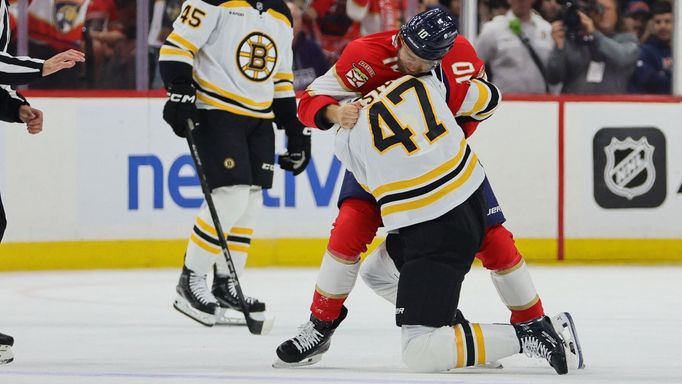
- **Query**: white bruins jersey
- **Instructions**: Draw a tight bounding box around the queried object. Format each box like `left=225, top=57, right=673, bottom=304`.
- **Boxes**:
left=335, top=74, right=487, bottom=231
left=159, top=0, right=295, bottom=118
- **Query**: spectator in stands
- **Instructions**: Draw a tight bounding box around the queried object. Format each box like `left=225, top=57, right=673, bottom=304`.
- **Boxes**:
left=546, top=0, right=639, bottom=94
left=630, top=0, right=672, bottom=94
left=148, top=0, right=182, bottom=88
left=309, top=0, right=361, bottom=61
left=288, top=1, right=330, bottom=91
left=622, top=0, right=651, bottom=42
left=475, top=0, right=553, bottom=93
left=346, top=0, right=402, bottom=35
left=479, top=0, right=509, bottom=24
left=85, top=0, right=127, bottom=88
left=537, top=0, right=561, bottom=22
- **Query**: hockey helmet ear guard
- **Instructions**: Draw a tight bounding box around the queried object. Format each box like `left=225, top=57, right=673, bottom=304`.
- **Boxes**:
left=399, top=8, right=458, bottom=62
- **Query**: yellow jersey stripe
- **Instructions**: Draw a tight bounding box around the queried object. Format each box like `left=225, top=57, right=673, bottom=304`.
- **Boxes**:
left=274, top=72, right=294, bottom=81
left=220, top=1, right=250, bottom=8
left=372, top=139, right=467, bottom=198
left=266, top=9, right=292, bottom=28
left=160, top=46, right=193, bottom=59
left=461, top=80, right=491, bottom=117
left=228, top=244, right=250, bottom=253
left=472, top=323, right=486, bottom=365
left=231, top=227, right=254, bottom=236
left=167, top=32, right=199, bottom=53
left=381, top=153, right=478, bottom=217
left=274, top=84, right=294, bottom=92
left=191, top=233, right=220, bottom=254
left=454, top=325, right=465, bottom=368
left=194, top=75, right=272, bottom=109
left=196, top=217, right=229, bottom=238
left=197, top=93, right=275, bottom=118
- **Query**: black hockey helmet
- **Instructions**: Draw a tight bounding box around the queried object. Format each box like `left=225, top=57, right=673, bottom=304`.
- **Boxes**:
left=399, top=8, right=458, bottom=61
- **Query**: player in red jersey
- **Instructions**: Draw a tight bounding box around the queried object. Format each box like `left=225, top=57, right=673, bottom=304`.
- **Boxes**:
left=275, top=8, right=583, bottom=370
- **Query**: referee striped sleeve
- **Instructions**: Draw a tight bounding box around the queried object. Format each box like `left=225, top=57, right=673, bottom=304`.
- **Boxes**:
left=0, top=52, right=44, bottom=85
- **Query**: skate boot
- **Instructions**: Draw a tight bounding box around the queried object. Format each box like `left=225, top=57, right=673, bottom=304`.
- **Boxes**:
left=212, top=274, right=266, bottom=313
left=273, top=306, right=348, bottom=368
left=173, top=266, right=219, bottom=326
left=514, top=315, right=568, bottom=375
left=0, top=332, right=14, bottom=364
left=550, top=312, right=585, bottom=370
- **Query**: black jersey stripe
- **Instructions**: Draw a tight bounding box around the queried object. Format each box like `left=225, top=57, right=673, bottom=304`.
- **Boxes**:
left=194, top=83, right=273, bottom=114
left=0, top=1, right=9, bottom=52
left=226, top=235, right=251, bottom=245
left=193, top=225, right=221, bottom=247
left=477, top=78, right=500, bottom=115
left=376, top=146, right=471, bottom=207
left=461, top=322, right=476, bottom=367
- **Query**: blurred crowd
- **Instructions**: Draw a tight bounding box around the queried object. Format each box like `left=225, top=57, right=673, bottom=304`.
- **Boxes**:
left=4, top=0, right=675, bottom=94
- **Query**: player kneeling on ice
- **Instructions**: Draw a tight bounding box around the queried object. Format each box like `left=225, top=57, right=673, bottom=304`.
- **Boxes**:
left=274, top=72, right=583, bottom=374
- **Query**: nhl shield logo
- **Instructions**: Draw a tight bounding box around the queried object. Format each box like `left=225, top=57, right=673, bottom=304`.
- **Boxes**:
left=603, top=137, right=656, bottom=200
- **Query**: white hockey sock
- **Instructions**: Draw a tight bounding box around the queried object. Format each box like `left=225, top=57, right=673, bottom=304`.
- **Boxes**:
left=184, top=185, right=250, bottom=275
left=215, top=187, right=262, bottom=278
left=315, top=250, right=361, bottom=301
left=491, top=259, right=540, bottom=313
left=359, top=241, right=399, bottom=305
left=402, top=323, right=520, bottom=372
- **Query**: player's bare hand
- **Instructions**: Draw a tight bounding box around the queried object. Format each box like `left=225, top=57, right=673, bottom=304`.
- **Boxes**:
left=337, top=102, right=362, bottom=129
left=551, top=21, right=566, bottom=49
left=42, top=49, right=85, bottom=77
left=19, top=105, right=44, bottom=134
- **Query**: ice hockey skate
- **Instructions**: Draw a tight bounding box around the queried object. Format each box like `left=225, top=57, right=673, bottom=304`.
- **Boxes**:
left=273, top=306, right=348, bottom=368
left=551, top=312, right=585, bottom=370
left=212, top=271, right=270, bottom=327
left=514, top=315, right=568, bottom=374
left=0, top=332, right=14, bottom=364
left=173, top=266, right=220, bottom=327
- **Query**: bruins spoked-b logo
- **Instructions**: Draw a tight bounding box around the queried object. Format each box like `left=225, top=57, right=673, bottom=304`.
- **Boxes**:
left=236, top=32, right=278, bottom=82
left=593, top=127, right=666, bottom=209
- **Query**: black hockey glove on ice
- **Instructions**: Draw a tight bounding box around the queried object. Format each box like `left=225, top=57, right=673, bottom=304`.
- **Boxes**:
left=279, top=124, right=312, bottom=176
left=163, top=84, right=197, bottom=138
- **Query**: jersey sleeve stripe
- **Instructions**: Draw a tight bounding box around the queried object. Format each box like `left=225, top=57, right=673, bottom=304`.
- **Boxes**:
left=475, top=78, right=500, bottom=115
left=331, top=65, right=355, bottom=92
left=194, top=75, right=272, bottom=109
left=159, top=46, right=194, bottom=59
left=379, top=152, right=479, bottom=217
left=372, top=138, right=467, bottom=198
left=274, top=72, right=294, bottom=81
left=266, top=9, right=292, bottom=28
left=167, top=32, right=199, bottom=53
left=274, top=83, right=294, bottom=92
left=220, top=1, right=250, bottom=8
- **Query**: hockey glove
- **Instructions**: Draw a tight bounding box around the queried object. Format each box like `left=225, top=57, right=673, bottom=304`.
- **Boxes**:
left=278, top=126, right=312, bottom=176
left=163, top=84, right=197, bottom=138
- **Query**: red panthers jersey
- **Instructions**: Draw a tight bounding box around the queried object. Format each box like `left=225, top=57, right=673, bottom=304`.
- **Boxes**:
left=298, top=30, right=489, bottom=137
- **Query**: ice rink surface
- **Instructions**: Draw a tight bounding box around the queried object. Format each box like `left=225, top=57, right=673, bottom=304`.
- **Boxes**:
left=0, top=266, right=681, bottom=384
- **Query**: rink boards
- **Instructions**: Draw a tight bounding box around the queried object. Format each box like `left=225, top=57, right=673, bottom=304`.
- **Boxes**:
left=0, top=95, right=680, bottom=269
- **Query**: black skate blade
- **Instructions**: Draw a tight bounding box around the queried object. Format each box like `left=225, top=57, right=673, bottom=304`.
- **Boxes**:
left=272, top=354, right=323, bottom=368
left=558, top=312, right=585, bottom=370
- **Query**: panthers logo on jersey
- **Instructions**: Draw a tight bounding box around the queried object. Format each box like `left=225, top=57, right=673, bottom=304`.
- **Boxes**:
left=237, top=32, right=278, bottom=82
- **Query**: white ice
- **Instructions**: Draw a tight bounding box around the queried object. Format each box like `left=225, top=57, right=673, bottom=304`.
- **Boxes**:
left=0, top=266, right=681, bottom=384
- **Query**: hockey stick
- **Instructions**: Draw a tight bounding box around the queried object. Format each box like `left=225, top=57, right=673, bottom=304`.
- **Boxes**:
left=185, top=119, right=274, bottom=335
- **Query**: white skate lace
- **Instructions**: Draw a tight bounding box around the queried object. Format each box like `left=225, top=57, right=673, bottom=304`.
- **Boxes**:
left=227, top=279, right=259, bottom=305
left=189, top=273, right=218, bottom=305
left=292, top=322, right=323, bottom=353
left=520, top=336, right=552, bottom=361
